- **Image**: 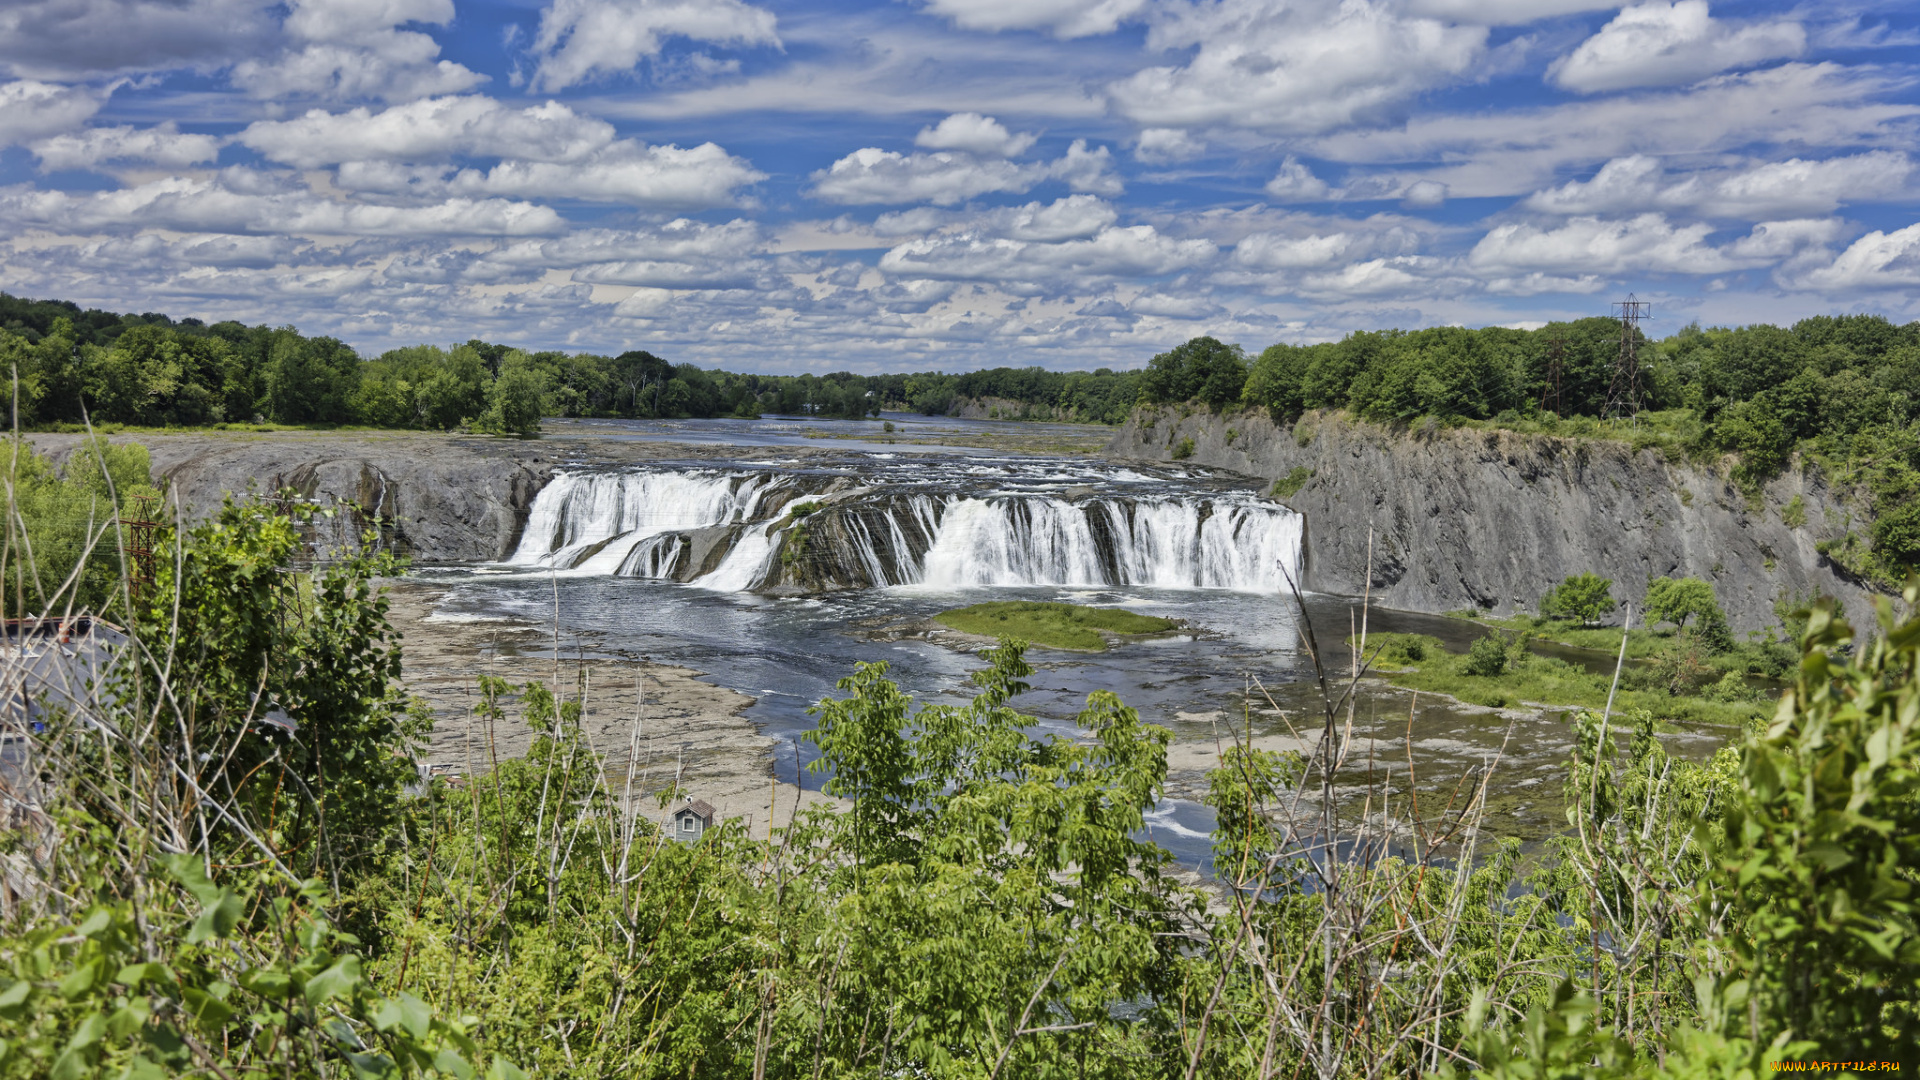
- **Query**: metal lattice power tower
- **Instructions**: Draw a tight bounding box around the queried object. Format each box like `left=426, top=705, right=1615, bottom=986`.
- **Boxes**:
left=1605, top=294, right=1650, bottom=421
left=1540, top=332, right=1566, bottom=417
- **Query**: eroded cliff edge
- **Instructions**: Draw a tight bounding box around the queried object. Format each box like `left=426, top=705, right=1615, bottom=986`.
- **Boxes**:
left=1106, top=406, right=1880, bottom=633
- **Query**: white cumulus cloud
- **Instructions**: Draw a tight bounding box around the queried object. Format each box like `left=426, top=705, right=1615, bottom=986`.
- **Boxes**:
left=31, top=123, right=223, bottom=171
left=231, top=0, right=485, bottom=101
left=810, top=139, right=1119, bottom=206
left=448, top=143, right=765, bottom=208
left=242, top=96, right=614, bottom=167
left=0, top=175, right=565, bottom=236
left=1467, top=212, right=1753, bottom=275
left=989, top=195, right=1117, bottom=241
left=239, top=96, right=762, bottom=208
left=0, top=81, right=108, bottom=146
left=915, top=0, right=1145, bottom=38
left=914, top=113, right=1036, bottom=157
left=530, top=0, right=780, bottom=92
left=878, top=223, right=1214, bottom=284
left=811, top=148, right=1042, bottom=206
left=1108, top=0, right=1486, bottom=133
left=1264, top=157, right=1331, bottom=201
left=1549, top=1, right=1805, bottom=94
left=1795, top=223, right=1920, bottom=291
left=1133, top=128, right=1204, bottom=164
left=1525, top=152, right=1915, bottom=219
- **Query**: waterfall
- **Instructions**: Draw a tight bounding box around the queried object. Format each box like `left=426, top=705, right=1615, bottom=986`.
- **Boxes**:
left=510, top=467, right=1302, bottom=593
left=508, top=470, right=784, bottom=573
left=915, top=496, right=1300, bottom=592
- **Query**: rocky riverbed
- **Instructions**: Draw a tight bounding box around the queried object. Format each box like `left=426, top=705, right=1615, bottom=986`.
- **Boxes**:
left=384, top=578, right=845, bottom=832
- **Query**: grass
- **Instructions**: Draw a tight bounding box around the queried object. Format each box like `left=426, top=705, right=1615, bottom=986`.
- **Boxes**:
left=1357, top=629, right=1771, bottom=726
left=934, top=601, right=1176, bottom=652
left=1464, top=612, right=1673, bottom=659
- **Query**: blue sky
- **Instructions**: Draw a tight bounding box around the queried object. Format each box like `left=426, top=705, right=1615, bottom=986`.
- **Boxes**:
left=1, top=0, right=1916, bottom=372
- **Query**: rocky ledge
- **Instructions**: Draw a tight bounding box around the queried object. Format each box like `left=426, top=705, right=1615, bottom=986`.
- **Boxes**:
left=1105, top=406, right=1881, bottom=634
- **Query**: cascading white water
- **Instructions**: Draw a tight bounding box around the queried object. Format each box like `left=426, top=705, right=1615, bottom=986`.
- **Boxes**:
left=509, top=467, right=1302, bottom=593
left=508, top=470, right=784, bottom=574
left=915, top=496, right=1300, bottom=592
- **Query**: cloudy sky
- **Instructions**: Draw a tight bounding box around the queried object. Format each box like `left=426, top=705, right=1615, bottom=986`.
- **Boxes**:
left=1, top=0, right=1916, bottom=370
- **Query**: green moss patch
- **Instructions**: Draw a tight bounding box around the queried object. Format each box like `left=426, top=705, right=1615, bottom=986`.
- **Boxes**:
left=934, top=601, right=1177, bottom=652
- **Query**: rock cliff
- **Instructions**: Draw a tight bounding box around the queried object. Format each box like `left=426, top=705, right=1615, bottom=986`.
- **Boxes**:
left=1105, top=406, right=1880, bottom=633
left=26, top=432, right=845, bottom=564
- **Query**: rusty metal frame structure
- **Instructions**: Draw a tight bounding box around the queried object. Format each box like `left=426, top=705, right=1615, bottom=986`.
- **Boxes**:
left=118, top=495, right=160, bottom=595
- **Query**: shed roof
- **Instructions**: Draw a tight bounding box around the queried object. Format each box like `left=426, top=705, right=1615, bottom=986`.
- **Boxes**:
left=677, top=799, right=716, bottom=821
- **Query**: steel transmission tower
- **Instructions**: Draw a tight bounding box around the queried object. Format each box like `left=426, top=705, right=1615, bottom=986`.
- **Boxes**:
left=1605, top=294, right=1650, bottom=421
left=1540, top=333, right=1566, bottom=417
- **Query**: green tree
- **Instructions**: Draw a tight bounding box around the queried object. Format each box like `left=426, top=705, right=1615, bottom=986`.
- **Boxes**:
left=1241, top=342, right=1309, bottom=419
left=265, top=330, right=361, bottom=423
left=1644, top=576, right=1719, bottom=632
left=1139, top=336, right=1247, bottom=408
left=412, top=344, right=489, bottom=429
left=1540, top=572, right=1616, bottom=625
left=476, top=353, right=547, bottom=435
left=120, top=498, right=426, bottom=879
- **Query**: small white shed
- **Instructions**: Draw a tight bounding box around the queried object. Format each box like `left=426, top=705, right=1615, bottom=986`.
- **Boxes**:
left=672, top=798, right=716, bottom=842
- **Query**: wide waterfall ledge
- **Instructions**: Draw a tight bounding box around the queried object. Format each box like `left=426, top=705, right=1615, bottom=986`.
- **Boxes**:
left=503, top=460, right=1303, bottom=595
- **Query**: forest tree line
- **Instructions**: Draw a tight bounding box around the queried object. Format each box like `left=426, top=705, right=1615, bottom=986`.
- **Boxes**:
left=0, top=292, right=1142, bottom=432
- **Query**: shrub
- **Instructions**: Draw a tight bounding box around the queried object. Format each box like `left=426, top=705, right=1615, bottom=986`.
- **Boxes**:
left=1270, top=466, right=1312, bottom=499
left=1171, top=436, right=1195, bottom=460
left=1465, top=632, right=1509, bottom=677
left=1540, top=572, right=1616, bottom=626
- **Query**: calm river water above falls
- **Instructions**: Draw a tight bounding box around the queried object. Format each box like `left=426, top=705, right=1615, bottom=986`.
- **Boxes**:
left=408, top=415, right=1729, bottom=870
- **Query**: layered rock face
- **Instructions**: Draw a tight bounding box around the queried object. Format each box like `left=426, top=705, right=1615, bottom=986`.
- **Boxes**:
left=26, top=432, right=795, bottom=564
left=1106, top=406, right=1879, bottom=633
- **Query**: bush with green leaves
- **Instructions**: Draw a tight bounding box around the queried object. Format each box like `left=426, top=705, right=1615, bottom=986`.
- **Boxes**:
left=1465, top=631, right=1509, bottom=676
left=0, top=854, right=521, bottom=1080
left=1539, top=572, right=1616, bottom=626
left=0, top=491, right=514, bottom=1078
